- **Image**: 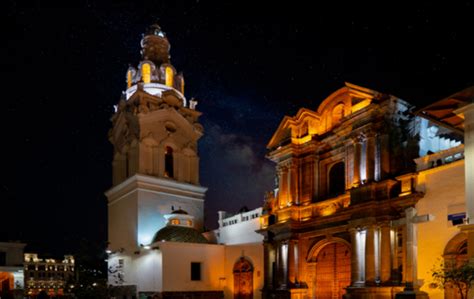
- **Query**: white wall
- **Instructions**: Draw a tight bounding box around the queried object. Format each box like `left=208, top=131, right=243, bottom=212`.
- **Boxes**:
left=108, top=191, right=138, bottom=252
left=134, top=250, right=163, bottom=292
left=160, top=242, right=225, bottom=292
left=416, top=160, right=465, bottom=299
left=217, top=208, right=263, bottom=245
left=224, top=243, right=264, bottom=299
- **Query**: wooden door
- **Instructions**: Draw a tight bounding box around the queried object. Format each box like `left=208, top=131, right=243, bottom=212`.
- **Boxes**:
left=234, top=257, right=254, bottom=299
left=314, top=243, right=351, bottom=299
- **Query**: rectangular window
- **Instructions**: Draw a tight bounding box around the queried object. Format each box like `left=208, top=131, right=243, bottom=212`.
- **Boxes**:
left=0, top=251, right=6, bottom=266
left=191, top=262, right=201, bottom=281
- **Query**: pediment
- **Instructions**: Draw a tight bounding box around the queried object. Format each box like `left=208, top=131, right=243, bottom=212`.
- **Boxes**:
left=267, top=108, right=319, bottom=149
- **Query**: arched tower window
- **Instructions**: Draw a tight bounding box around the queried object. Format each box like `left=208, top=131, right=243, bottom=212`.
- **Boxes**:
left=127, top=70, right=133, bottom=88
left=142, top=63, right=151, bottom=84
left=328, top=161, right=345, bottom=197
left=165, top=66, right=174, bottom=87
left=165, top=146, right=174, bottom=178
left=332, top=103, right=345, bottom=126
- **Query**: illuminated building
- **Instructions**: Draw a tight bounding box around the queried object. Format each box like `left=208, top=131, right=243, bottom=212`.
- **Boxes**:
left=23, top=253, right=75, bottom=297
left=259, top=83, right=473, bottom=299
left=0, top=242, right=26, bottom=298
left=107, top=24, right=264, bottom=299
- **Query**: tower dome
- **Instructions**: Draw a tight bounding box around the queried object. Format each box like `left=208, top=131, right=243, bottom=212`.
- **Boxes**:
left=140, top=24, right=171, bottom=66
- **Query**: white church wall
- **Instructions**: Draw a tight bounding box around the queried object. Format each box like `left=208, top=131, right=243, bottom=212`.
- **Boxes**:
left=217, top=208, right=263, bottom=245
left=108, top=254, right=134, bottom=288
left=160, top=242, right=225, bottom=292
left=108, top=191, right=138, bottom=251
left=134, top=249, right=163, bottom=292
left=415, top=159, right=465, bottom=299
left=224, top=243, right=264, bottom=299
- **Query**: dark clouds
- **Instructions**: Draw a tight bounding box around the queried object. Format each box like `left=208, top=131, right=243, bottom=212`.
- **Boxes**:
left=200, top=121, right=274, bottom=227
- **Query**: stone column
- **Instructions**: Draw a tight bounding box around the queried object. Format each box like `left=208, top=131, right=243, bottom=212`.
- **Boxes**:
left=391, top=228, right=400, bottom=283
left=278, top=166, right=288, bottom=207
left=404, top=207, right=417, bottom=288
left=455, top=103, right=474, bottom=299
left=380, top=223, right=392, bottom=283
left=289, top=161, right=298, bottom=205
left=365, top=133, right=376, bottom=182
left=293, top=240, right=299, bottom=283
left=349, top=228, right=361, bottom=285
left=353, top=137, right=362, bottom=187
left=312, top=155, right=320, bottom=201
left=275, top=242, right=281, bottom=287
left=459, top=104, right=474, bottom=225
left=380, top=134, right=390, bottom=179
left=365, top=225, right=376, bottom=284
left=263, top=243, right=272, bottom=288
left=374, top=134, right=381, bottom=181
left=281, top=241, right=289, bottom=288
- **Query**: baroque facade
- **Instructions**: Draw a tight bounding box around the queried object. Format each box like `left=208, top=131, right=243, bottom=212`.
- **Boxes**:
left=259, top=83, right=471, bottom=299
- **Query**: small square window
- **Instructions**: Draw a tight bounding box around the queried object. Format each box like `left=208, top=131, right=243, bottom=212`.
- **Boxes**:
left=191, top=262, right=201, bottom=281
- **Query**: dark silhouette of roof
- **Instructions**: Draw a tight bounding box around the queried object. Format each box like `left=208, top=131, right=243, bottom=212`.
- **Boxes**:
left=152, top=226, right=208, bottom=244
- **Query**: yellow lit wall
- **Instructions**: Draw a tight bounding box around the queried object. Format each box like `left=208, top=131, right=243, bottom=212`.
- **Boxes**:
left=416, top=160, right=465, bottom=299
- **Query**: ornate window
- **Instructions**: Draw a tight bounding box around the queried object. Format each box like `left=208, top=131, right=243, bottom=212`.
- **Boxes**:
left=142, top=63, right=151, bottom=84
left=165, top=146, right=174, bottom=178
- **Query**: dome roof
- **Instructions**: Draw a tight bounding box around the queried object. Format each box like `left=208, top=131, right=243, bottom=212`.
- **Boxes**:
left=171, top=209, right=188, bottom=215
left=152, top=225, right=208, bottom=244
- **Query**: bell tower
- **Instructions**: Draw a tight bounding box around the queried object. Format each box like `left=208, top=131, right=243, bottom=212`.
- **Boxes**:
left=106, top=24, right=207, bottom=256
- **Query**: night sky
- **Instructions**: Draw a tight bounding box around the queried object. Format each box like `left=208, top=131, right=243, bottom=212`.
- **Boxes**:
left=2, top=1, right=473, bottom=255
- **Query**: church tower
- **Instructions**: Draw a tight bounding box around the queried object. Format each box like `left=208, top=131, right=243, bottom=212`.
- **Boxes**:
left=106, top=24, right=207, bottom=256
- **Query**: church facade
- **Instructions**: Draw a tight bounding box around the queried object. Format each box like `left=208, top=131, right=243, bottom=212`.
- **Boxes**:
left=259, top=83, right=472, bottom=299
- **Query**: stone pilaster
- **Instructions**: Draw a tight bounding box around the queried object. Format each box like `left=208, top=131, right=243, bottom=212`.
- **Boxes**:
left=365, top=133, right=376, bottom=182
left=380, top=223, right=392, bottom=283
left=349, top=228, right=361, bottom=285
left=365, top=225, right=376, bottom=284
left=353, top=137, right=362, bottom=187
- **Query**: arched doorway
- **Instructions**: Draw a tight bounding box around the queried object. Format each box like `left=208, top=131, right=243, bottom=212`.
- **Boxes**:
left=313, top=242, right=351, bottom=299
left=443, top=233, right=468, bottom=299
left=233, top=257, right=253, bottom=299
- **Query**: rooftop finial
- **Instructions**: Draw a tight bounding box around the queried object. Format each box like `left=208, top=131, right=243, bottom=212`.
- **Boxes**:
left=140, top=23, right=170, bottom=65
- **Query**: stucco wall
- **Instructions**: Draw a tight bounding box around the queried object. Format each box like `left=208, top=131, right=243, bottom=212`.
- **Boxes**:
left=415, top=160, right=465, bottom=299
left=217, top=218, right=263, bottom=245
left=134, top=250, right=163, bottom=292
left=161, top=242, right=225, bottom=292
left=108, top=191, right=138, bottom=252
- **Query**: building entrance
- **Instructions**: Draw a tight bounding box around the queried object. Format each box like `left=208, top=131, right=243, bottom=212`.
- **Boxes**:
left=233, top=257, right=253, bottom=299
left=314, top=242, right=351, bottom=299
